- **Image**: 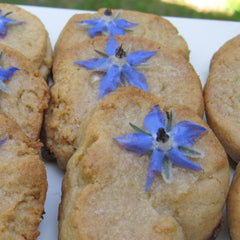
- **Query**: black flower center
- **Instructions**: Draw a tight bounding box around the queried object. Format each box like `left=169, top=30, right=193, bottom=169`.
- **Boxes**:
left=104, top=8, right=112, bottom=16
left=156, top=128, right=169, bottom=143
left=115, top=45, right=126, bottom=58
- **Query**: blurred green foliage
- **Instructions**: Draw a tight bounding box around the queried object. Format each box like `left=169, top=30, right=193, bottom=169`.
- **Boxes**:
left=2, top=0, right=240, bottom=21
left=225, top=0, right=240, bottom=19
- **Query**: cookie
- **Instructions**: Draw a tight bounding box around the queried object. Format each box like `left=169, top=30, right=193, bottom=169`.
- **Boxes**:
left=58, top=86, right=229, bottom=240
left=0, top=42, right=49, bottom=140
left=0, top=110, right=47, bottom=240
left=227, top=162, right=240, bottom=240
left=204, top=35, right=240, bottom=164
left=54, top=8, right=190, bottom=60
left=210, top=34, right=240, bottom=69
left=45, top=35, right=203, bottom=169
left=0, top=3, right=53, bottom=80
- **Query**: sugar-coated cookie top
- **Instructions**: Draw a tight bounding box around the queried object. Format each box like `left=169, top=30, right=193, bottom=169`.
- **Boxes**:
left=0, top=3, right=52, bottom=79
left=46, top=35, right=203, bottom=169
left=54, top=8, right=190, bottom=60
left=0, top=110, right=47, bottom=239
left=0, top=43, right=49, bottom=140
left=204, top=35, right=240, bottom=163
left=59, top=87, right=229, bottom=240
left=228, top=162, right=240, bottom=240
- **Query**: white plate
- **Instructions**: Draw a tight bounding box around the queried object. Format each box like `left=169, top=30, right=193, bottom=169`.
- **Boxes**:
left=18, top=5, right=240, bottom=239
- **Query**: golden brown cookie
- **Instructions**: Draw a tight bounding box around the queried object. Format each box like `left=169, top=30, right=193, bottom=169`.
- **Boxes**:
left=210, top=34, right=240, bottom=69
left=0, top=3, right=53, bottom=79
left=59, top=86, right=229, bottom=240
left=227, top=162, right=240, bottom=240
left=0, top=43, right=49, bottom=140
left=45, top=35, right=203, bottom=169
left=0, top=110, right=47, bottom=240
left=204, top=35, right=240, bottom=164
left=54, top=8, right=190, bottom=60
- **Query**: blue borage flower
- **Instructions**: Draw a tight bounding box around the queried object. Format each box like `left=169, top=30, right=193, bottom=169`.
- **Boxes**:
left=0, top=10, right=25, bottom=38
left=78, top=8, right=138, bottom=38
left=75, top=35, right=157, bottom=98
left=114, top=105, right=207, bottom=192
left=0, top=51, right=19, bottom=93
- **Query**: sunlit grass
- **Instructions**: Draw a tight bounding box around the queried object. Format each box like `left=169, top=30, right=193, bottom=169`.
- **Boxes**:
left=2, top=0, right=240, bottom=20
left=225, top=0, right=240, bottom=18
left=225, top=0, right=240, bottom=12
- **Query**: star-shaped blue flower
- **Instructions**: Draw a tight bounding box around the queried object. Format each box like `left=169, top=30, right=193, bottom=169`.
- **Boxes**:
left=0, top=65, right=19, bottom=93
left=114, top=105, right=207, bottom=192
left=75, top=35, right=157, bottom=98
left=0, top=10, right=25, bottom=38
left=78, top=9, right=138, bottom=38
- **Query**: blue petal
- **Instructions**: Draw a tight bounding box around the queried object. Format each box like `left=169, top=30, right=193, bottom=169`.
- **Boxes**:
left=75, top=58, right=110, bottom=72
left=79, top=19, right=101, bottom=26
left=122, top=64, right=149, bottom=91
left=106, top=35, right=119, bottom=56
left=3, top=18, right=17, bottom=24
left=88, top=20, right=105, bottom=38
left=0, top=137, right=7, bottom=146
left=167, top=147, right=202, bottom=171
left=99, top=65, right=121, bottom=98
left=0, top=21, right=7, bottom=38
left=144, top=105, right=166, bottom=136
left=114, top=132, right=153, bottom=155
left=149, top=149, right=164, bottom=172
left=0, top=15, right=19, bottom=38
left=0, top=66, right=19, bottom=81
left=127, top=50, right=157, bottom=66
left=4, top=66, right=19, bottom=80
left=0, top=67, right=5, bottom=81
left=107, top=22, right=125, bottom=36
left=115, top=19, right=138, bottom=29
left=145, top=149, right=164, bottom=191
left=145, top=171, right=156, bottom=192
left=171, top=121, right=207, bottom=147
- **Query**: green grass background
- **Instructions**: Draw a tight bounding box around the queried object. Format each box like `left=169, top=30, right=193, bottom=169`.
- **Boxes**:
left=2, top=0, right=240, bottom=21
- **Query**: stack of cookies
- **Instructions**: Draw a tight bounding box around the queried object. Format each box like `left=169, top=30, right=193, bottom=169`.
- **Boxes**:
left=53, top=9, right=190, bottom=59
left=43, top=8, right=231, bottom=240
left=45, top=9, right=204, bottom=169
left=0, top=4, right=51, bottom=239
left=1, top=4, right=236, bottom=239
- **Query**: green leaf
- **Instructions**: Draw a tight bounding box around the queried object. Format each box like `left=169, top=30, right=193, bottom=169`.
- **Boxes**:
left=162, top=156, right=173, bottom=183
left=6, top=21, right=20, bottom=26
left=114, top=10, right=121, bottom=20
left=129, top=122, right=151, bottom=136
left=166, top=109, right=173, bottom=131
left=94, top=49, right=109, bottom=58
left=124, top=28, right=134, bottom=32
left=78, top=24, right=91, bottom=29
left=0, top=51, right=3, bottom=61
left=0, top=81, right=10, bottom=94
left=3, top=11, right=12, bottom=17
left=178, top=146, right=204, bottom=158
